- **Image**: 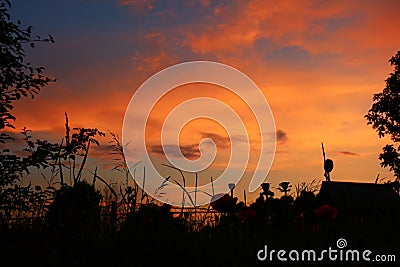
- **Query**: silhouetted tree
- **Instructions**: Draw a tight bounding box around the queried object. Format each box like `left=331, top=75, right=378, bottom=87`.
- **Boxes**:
left=0, top=114, right=105, bottom=224
left=0, top=0, right=54, bottom=137
left=0, top=0, right=55, bottom=225
left=365, top=51, right=400, bottom=180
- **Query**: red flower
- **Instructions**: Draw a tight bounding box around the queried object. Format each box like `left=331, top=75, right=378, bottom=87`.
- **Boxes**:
left=314, top=204, right=338, bottom=219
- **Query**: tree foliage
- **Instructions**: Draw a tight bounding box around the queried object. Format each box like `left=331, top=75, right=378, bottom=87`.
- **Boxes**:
left=0, top=116, right=105, bottom=225
left=0, top=0, right=55, bottom=138
left=365, top=51, right=400, bottom=179
left=0, top=1, right=106, bottom=225
left=0, top=0, right=56, bottom=224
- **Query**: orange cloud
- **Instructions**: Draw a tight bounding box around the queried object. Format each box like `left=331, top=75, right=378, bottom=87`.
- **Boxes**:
left=186, top=1, right=400, bottom=58
left=132, top=50, right=177, bottom=73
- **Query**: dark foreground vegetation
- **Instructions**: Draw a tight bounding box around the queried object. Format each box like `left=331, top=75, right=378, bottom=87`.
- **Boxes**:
left=1, top=179, right=399, bottom=267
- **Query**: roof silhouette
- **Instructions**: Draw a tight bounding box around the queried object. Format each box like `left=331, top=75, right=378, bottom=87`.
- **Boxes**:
left=317, top=181, right=400, bottom=213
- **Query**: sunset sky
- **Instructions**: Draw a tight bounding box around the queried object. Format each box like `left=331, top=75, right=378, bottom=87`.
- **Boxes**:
left=8, top=0, right=400, bottom=204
